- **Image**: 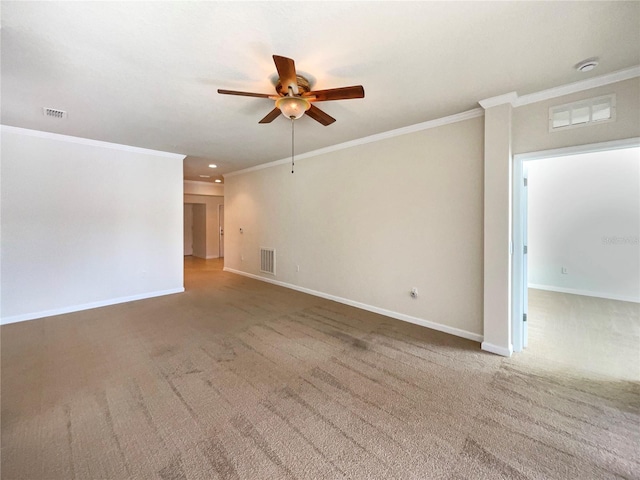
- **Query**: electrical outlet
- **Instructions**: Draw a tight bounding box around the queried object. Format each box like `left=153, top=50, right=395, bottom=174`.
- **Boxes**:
left=410, top=287, right=418, bottom=299
left=241, top=255, right=244, bottom=261
left=561, top=267, right=568, bottom=274
left=296, top=265, right=300, bottom=272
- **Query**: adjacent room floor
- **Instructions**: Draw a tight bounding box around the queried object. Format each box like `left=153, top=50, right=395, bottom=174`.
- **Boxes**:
left=527, top=288, right=639, bottom=382
left=1, top=258, right=638, bottom=479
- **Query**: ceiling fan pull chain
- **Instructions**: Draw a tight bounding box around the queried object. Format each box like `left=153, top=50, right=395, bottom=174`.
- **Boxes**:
left=291, top=118, right=295, bottom=174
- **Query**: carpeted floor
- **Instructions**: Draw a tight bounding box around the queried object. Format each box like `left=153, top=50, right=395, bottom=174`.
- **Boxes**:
left=1, top=258, right=638, bottom=479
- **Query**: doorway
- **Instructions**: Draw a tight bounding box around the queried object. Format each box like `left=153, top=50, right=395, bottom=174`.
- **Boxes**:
left=184, top=203, right=207, bottom=258
left=512, top=138, right=640, bottom=371
left=184, top=204, right=193, bottom=256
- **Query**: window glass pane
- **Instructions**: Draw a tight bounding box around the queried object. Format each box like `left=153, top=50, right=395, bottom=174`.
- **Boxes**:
left=592, top=102, right=611, bottom=121
left=571, top=106, right=590, bottom=125
left=552, top=109, right=570, bottom=128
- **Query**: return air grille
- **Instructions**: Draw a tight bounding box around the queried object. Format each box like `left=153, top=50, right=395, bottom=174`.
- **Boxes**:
left=549, top=94, right=615, bottom=132
left=260, top=248, right=276, bottom=275
left=43, top=107, right=67, bottom=119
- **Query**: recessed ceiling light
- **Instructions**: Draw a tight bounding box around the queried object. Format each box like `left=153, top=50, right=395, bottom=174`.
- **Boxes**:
left=208, top=164, right=217, bottom=168
left=199, top=175, right=210, bottom=178
left=214, top=179, right=222, bottom=183
left=575, top=58, right=599, bottom=72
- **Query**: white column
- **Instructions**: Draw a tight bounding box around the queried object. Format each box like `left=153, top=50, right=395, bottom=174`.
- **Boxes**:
left=480, top=93, right=517, bottom=356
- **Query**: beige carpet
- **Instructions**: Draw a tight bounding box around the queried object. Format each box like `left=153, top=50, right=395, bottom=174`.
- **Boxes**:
left=1, top=258, right=638, bottom=479
left=527, top=288, right=640, bottom=382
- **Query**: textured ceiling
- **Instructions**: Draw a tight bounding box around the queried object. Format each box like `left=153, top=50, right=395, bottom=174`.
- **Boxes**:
left=2, top=1, right=639, bottom=182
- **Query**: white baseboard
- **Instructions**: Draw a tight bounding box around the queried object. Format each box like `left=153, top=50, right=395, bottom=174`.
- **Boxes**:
left=0, top=287, right=185, bottom=325
left=223, top=267, right=483, bottom=344
left=481, top=341, right=513, bottom=357
left=206, top=255, right=219, bottom=259
left=528, top=284, right=640, bottom=303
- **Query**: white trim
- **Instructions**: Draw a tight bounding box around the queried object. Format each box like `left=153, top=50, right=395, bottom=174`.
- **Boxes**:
left=479, top=92, right=518, bottom=109
left=1, top=125, right=186, bottom=160
left=0, top=288, right=185, bottom=325
left=515, top=137, right=640, bottom=161
left=223, top=267, right=483, bottom=343
left=224, top=108, right=485, bottom=178
left=218, top=203, right=225, bottom=259
left=514, top=65, right=640, bottom=107
left=481, top=342, right=513, bottom=357
left=206, top=255, right=219, bottom=259
left=529, top=285, right=639, bottom=304
left=511, top=155, right=526, bottom=353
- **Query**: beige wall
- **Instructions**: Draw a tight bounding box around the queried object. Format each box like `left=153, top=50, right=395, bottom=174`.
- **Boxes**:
left=224, top=76, right=639, bottom=352
left=184, top=194, right=224, bottom=259
left=225, top=117, right=485, bottom=338
left=184, top=180, right=224, bottom=196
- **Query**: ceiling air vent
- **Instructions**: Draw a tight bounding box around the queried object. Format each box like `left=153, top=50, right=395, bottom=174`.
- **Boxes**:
left=43, top=107, right=67, bottom=119
left=549, top=94, right=615, bottom=132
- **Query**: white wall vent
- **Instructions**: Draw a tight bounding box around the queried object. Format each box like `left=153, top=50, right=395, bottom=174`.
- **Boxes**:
left=260, top=247, right=276, bottom=275
left=43, top=107, right=67, bottom=119
left=549, top=94, right=615, bottom=132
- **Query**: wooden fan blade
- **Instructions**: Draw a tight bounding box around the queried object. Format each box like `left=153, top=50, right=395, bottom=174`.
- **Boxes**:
left=259, top=108, right=282, bottom=124
left=304, top=85, right=365, bottom=102
left=273, top=55, right=299, bottom=95
left=306, top=105, right=336, bottom=126
left=218, top=89, right=272, bottom=99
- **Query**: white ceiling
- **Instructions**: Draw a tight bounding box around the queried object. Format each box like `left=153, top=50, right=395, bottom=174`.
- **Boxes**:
left=2, top=1, right=639, bottom=182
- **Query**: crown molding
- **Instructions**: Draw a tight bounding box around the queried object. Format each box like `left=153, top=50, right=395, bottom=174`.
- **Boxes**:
left=1, top=125, right=186, bottom=160
left=224, top=107, right=485, bottom=178
left=478, top=92, right=518, bottom=109
left=477, top=65, right=640, bottom=110
left=184, top=180, right=223, bottom=186
left=514, top=65, right=640, bottom=107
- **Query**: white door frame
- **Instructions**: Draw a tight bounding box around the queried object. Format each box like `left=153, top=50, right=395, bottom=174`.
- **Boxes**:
left=218, top=204, right=224, bottom=258
left=511, top=137, right=639, bottom=353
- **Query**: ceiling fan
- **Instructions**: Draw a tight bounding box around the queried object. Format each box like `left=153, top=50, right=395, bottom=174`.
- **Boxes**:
left=217, top=55, right=365, bottom=126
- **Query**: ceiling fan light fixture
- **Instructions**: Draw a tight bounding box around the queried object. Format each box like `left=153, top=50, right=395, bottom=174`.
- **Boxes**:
left=275, top=96, right=310, bottom=119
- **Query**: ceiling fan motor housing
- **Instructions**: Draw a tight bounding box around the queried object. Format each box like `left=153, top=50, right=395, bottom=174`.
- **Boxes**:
left=276, top=75, right=311, bottom=96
